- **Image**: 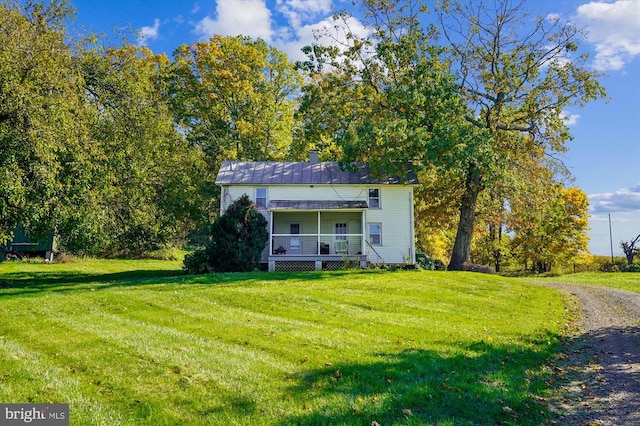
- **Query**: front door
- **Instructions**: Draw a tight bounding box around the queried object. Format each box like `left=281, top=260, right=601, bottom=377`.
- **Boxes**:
left=334, top=222, right=348, bottom=253
left=288, top=223, right=301, bottom=254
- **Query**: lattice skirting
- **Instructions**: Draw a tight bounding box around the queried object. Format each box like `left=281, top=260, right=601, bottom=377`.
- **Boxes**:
left=322, top=261, right=360, bottom=271
left=273, top=261, right=316, bottom=272
left=271, top=260, right=364, bottom=271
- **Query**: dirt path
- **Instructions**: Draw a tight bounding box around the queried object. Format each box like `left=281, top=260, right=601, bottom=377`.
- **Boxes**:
left=537, top=283, right=640, bottom=425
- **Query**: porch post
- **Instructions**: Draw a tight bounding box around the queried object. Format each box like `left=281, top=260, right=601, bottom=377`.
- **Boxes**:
left=269, top=210, right=274, bottom=256
left=317, top=211, right=321, bottom=255
left=361, top=210, right=366, bottom=256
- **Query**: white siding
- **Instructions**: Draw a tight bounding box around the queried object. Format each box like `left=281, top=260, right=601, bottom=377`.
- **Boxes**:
left=220, top=183, right=415, bottom=265
left=365, top=186, right=414, bottom=264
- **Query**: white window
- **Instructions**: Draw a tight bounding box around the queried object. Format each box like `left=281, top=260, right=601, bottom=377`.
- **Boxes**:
left=368, top=223, right=382, bottom=245
left=256, top=187, right=267, bottom=208
left=368, top=188, right=380, bottom=208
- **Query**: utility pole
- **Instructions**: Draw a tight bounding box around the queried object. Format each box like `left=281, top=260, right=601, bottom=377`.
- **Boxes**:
left=609, top=213, right=614, bottom=263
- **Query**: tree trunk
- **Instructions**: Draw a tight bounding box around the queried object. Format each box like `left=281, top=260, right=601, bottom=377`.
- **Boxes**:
left=494, top=224, right=502, bottom=273
left=448, top=165, right=483, bottom=270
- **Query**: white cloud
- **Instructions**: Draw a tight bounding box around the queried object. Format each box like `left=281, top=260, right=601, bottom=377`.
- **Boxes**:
left=588, top=209, right=640, bottom=255
left=561, top=110, right=581, bottom=126
left=588, top=184, right=640, bottom=255
left=576, top=0, right=640, bottom=71
left=589, top=184, right=640, bottom=215
left=138, top=18, right=160, bottom=46
left=275, top=14, right=372, bottom=62
left=191, top=0, right=371, bottom=62
left=194, top=0, right=273, bottom=41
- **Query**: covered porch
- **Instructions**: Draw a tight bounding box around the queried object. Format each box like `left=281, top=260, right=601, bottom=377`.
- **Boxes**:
left=267, top=200, right=368, bottom=271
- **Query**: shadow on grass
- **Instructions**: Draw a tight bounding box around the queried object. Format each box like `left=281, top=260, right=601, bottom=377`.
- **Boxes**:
left=279, top=338, right=558, bottom=425
left=0, top=269, right=185, bottom=296
left=0, top=268, right=364, bottom=297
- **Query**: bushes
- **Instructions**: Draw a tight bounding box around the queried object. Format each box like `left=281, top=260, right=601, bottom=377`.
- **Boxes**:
left=601, top=260, right=640, bottom=273
left=183, top=250, right=210, bottom=274
left=416, top=253, right=446, bottom=270
left=183, top=195, right=268, bottom=274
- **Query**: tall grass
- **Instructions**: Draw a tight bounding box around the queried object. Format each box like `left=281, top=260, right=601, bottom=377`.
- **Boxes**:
left=0, top=261, right=570, bottom=425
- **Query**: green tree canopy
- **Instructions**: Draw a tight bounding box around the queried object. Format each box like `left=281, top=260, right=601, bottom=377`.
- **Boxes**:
left=170, top=35, right=302, bottom=166
left=64, top=43, right=206, bottom=255
left=510, top=186, right=590, bottom=272
left=0, top=0, right=90, bottom=243
left=298, top=2, right=487, bottom=185
left=299, top=0, right=605, bottom=270
left=437, top=0, right=606, bottom=269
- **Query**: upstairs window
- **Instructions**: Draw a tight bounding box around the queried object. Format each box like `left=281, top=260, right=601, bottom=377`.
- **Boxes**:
left=368, top=188, right=380, bottom=208
left=256, top=187, right=267, bottom=208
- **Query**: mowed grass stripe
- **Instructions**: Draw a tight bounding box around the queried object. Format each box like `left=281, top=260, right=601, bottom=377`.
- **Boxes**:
left=115, top=291, right=390, bottom=361
left=0, top=266, right=570, bottom=425
left=0, top=336, right=128, bottom=424
left=182, top=272, right=563, bottom=346
left=1, top=295, right=290, bottom=424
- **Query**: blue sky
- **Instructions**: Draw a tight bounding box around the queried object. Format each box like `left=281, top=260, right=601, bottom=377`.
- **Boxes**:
left=68, top=0, right=640, bottom=256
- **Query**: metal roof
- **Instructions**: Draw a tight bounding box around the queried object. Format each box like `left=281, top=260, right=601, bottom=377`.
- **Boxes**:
left=215, top=161, right=418, bottom=185
left=268, top=200, right=368, bottom=210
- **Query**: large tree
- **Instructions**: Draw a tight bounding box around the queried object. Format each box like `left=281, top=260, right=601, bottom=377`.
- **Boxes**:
left=509, top=186, right=590, bottom=273
left=300, top=0, right=605, bottom=270
left=0, top=0, right=90, bottom=243
left=621, top=234, right=640, bottom=266
left=298, top=2, right=485, bottom=194
left=437, top=0, right=606, bottom=269
left=170, top=36, right=302, bottom=166
left=169, top=36, right=303, bottom=227
left=68, top=43, right=206, bottom=255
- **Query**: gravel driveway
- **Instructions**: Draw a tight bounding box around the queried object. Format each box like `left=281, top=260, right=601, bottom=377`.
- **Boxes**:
left=537, top=283, right=640, bottom=425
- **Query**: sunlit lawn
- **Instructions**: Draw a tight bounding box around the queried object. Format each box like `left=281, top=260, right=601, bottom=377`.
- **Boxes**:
left=530, top=272, right=640, bottom=294
left=0, top=259, right=570, bottom=425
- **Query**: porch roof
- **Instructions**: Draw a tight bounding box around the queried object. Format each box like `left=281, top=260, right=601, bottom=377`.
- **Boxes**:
left=268, top=200, right=368, bottom=211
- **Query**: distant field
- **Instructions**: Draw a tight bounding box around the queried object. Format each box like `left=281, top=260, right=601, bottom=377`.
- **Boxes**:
left=0, top=260, right=571, bottom=425
left=530, top=272, right=640, bottom=294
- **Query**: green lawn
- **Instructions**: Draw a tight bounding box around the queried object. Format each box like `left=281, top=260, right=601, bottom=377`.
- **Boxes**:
left=530, top=272, right=640, bottom=294
left=0, top=260, right=571, bottom=425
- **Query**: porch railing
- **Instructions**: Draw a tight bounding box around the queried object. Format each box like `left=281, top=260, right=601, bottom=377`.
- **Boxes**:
left=270, top=234, right=364, bottom=256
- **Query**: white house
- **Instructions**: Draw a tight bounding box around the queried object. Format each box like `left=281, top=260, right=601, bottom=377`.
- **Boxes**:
left=215, top=155, right=418, bottom=271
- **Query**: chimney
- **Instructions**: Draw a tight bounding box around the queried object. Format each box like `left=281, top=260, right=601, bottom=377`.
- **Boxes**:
left=309, top=151, right=319, bottom=164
